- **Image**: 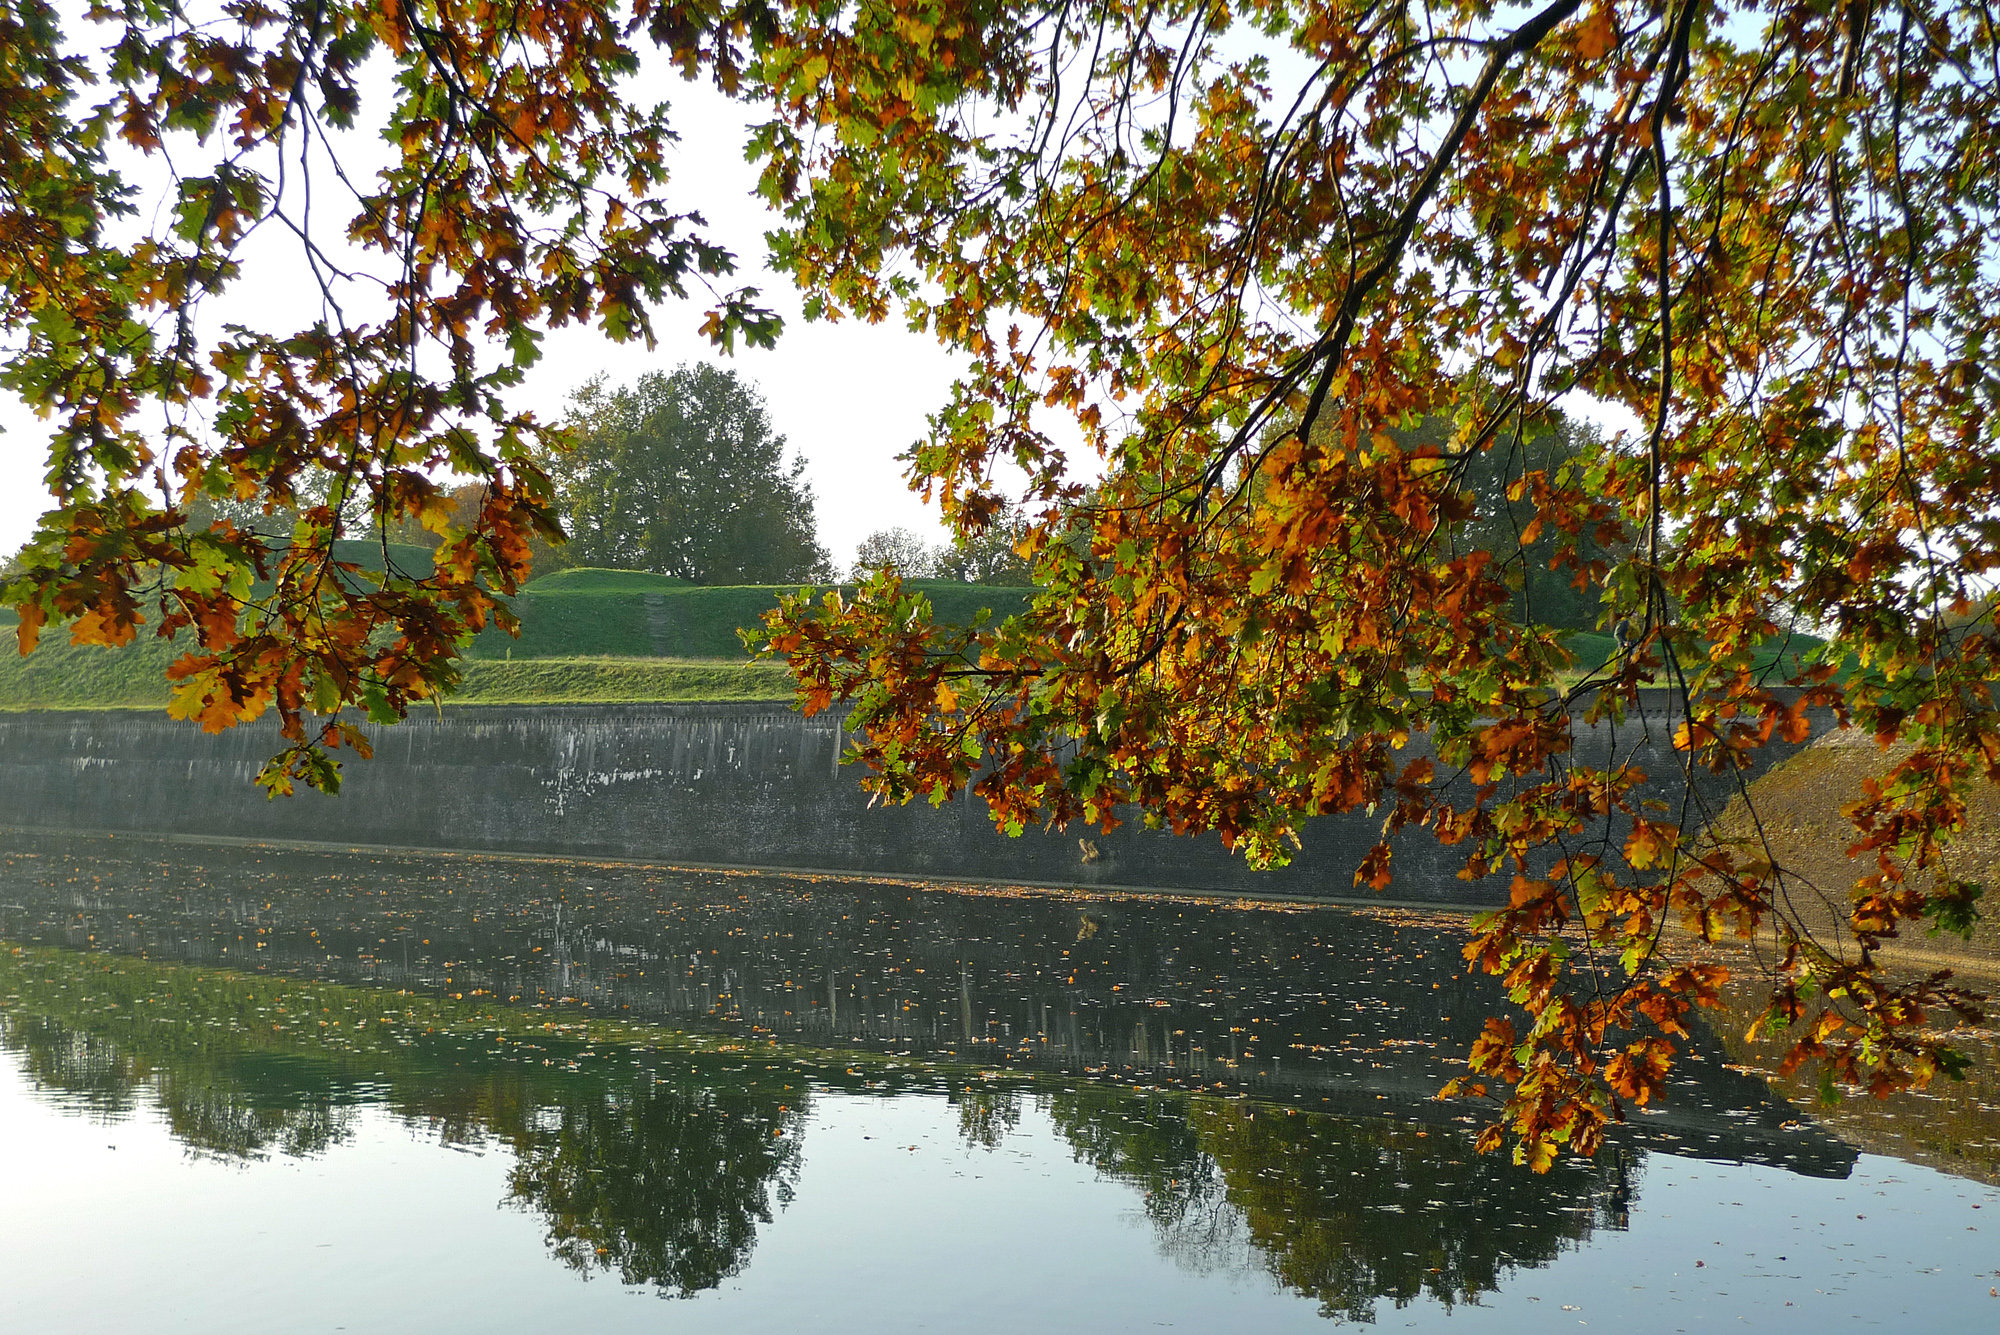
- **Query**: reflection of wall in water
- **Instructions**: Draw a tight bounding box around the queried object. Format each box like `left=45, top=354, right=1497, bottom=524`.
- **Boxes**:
left=0, top=832, right=1855, bottom=1177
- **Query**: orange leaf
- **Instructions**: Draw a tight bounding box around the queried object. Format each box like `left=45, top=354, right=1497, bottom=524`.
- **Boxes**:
left=1574, top=7, right=1616, bottom=61
left=13, top=603, right=43, bottom=655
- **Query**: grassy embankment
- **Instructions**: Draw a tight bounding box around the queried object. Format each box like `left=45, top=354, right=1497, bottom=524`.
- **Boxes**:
left=462, top=565, right=1032, bottom=660
left=0, top=554, right=1032, bottom=709
left=1704, top=729, right=2000, bottom=977
left=1701, top=949, right=2000, bottom=1186
left=1557, top=628, right=1827, bottom=685
left=1664, top=725, right=2000, bottom=1184
left=0, top=543, right=1821, bottom=706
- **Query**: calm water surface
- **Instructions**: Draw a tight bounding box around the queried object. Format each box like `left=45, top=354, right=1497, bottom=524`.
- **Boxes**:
left=1, top=832, right=1996, bottom=1333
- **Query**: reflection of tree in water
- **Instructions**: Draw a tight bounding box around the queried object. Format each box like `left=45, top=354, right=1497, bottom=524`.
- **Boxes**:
left=0, top=1011, right=353, bottom=1159
left=1051, top=1089, right=1632, bottom=1323
left=1, top=833, right=1857, bottom=1187
left=504, top=1071, right=804, bottom=1294
left=4, top=943, right=1643, bottom=1316
left=1194, top=1103, right=1631, bottom=1322
left=153, top=1070, right=351, bottom=1160
left=2, top=1013, right=143, bottom=1117
left=1049, top=1089, right=1227, bottom=1234
left=950, top=1085, right=1023, bottom=1150
left=0, top=952, right=808, bottom=1296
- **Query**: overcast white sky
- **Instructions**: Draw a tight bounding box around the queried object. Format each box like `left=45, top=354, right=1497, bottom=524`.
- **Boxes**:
left=0, top=67, right=964, bottom=573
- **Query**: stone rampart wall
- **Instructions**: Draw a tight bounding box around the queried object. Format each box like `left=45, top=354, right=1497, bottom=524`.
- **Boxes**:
left=0, top=695, right=1820, bottom=903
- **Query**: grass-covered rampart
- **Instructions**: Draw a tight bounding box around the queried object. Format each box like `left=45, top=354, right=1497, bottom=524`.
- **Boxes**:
left=0, top=563, right=1028, bottom=707
left=463, top=571, right=1031, bottom=660
left=1706, top=729, right=2000, bottom=976
left=0, top=631, right=797, bottom=710
left=0, top=553, right=1821, bottom=708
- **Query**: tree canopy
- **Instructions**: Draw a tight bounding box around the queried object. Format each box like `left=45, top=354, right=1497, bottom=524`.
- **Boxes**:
left=1420, top=412, right=1626, bottom=635
left=1, top=0, right=1995, bottom=1165
left=552, top=365, right=829, bottom=584
left=850, top=526, right=941, bottom=580
left=752, top=0, right=2000, bottom=1165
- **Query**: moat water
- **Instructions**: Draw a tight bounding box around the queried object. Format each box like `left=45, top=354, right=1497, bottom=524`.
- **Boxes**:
left=1, top=832, right=1995, bottom=1332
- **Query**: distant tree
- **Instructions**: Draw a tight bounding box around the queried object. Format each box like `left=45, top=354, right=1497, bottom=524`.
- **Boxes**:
left=1425, top=412, right=1626, bottom=635
left=183, top=469, right=362, bottom=544
left=854, top=514, right=1033, bottom=585
left=934, top=510, right=1033, bottom=586
left=850, top=527, right=940, bottom=580
left=553, top=366, right=829, bottom=585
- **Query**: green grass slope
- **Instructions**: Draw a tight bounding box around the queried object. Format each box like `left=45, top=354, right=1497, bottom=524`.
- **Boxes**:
left=0, top=630, right=181, bottom=709
left=0, top=555, right=1829, bottom=709
left=325, top=538, right=438, bottom=578
left=0, top=630, right=794, bottom=711
left=450, top=657, right=792, bottom=704
left=1558, top=627, right=1828, bottom=683
left=475, top=587, right=659, bottom=657
left=520, top=566, right=689, bottom=594
left=0, top=562, right=1036, bottom=699
left=466, top=577, right=1035, bottom=660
